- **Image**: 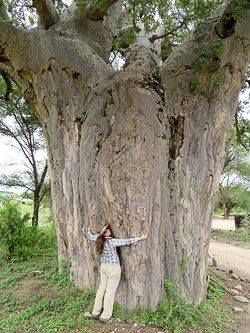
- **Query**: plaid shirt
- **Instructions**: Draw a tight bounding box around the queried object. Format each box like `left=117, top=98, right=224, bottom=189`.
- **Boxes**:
left=87, top=231, right=138, bottom=264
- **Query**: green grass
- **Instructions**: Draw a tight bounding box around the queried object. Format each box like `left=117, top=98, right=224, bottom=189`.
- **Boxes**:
left=211, top=228, right=250, bottom=247
left=0, top=201, right=54, bottom=226
left=0, top=225, right=235, bottom=333
left=0, top=257, right=96, bottom=332
left=0, top=254, right=233, bottom=333
left=18, top=202, right=53, bottom=226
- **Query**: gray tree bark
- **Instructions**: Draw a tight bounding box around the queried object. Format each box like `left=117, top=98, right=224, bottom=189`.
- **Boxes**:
left=0, top=1, right=249, bottom=309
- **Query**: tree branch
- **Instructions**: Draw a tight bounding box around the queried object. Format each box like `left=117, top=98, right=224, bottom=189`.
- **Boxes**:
left=85, top=0, right=119, bottom=20
left=209, top=277, right=236, bottom=296
left=0, top=174, right=33, bottom=191
left=0, top=121, right=33, bottom=166
left=32, top=0, right=59, bottom=29
left=38, top=161, right=48, bottom=190
left=149, top=20, right=187, bottom=43
left=235, top=111, right=249, bottom=151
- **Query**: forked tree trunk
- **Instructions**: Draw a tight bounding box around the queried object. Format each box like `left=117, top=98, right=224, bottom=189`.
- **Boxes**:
left=1, top=3, right=250, bottom=310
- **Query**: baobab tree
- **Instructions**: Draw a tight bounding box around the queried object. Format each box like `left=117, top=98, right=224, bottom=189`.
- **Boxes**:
left=0, top=0, right=249, bottom=310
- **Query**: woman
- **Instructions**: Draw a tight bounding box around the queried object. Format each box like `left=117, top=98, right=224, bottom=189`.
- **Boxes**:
left=87, top=219, right=148, bottom=323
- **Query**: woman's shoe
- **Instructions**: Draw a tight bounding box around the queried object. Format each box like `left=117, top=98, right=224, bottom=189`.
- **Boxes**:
left=92, top=314, right=100, bottom=319
left=100, top=317, right=113, bottom=323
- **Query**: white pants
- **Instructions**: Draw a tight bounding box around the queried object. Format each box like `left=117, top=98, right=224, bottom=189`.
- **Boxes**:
left=92, top=263, right=121, bottom=319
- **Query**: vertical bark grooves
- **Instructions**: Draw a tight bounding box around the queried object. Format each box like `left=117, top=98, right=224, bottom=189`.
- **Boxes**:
left=159, top=8, right=250, bottom=303
left=4, top=3, right=250, bottom=310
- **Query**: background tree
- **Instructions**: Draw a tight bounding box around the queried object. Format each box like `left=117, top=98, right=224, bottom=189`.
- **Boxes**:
left=215, top=185, right=250, bottom=216
left=0, top=87, right=49, bottom=226
left=219, top=97, right=250, bottom=218
left=0, top=0, right=249, bottom=309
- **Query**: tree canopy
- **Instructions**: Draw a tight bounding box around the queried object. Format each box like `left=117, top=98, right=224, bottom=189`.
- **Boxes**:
left=0, top=0, right=249, bottom=98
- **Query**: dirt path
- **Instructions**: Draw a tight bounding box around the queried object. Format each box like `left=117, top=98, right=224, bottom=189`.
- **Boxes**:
left=209, top=216, right=250, bottom=280
left=212, top=215, right=235, bottom=230
left=209, top=240, right=250, bottom=280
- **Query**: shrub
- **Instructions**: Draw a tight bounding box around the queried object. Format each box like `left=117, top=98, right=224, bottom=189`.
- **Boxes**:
left=0, top=201, right=30, bottom=259
left=0, top=201, right=43, bottom=260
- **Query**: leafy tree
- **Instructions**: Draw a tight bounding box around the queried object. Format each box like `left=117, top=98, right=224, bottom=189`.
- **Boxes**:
left=219, top=100, right=250, bottom=218
left=215, top=185, right=250, bottom=216
left=0, top=87, right=50, bottom=226
left=0, top=0, right=249, bottom=308
left=219, top=147, right=250, bottom=218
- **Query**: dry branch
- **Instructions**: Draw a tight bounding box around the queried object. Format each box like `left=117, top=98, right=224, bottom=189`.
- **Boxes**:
left=209, top=276, right=236, bottom=296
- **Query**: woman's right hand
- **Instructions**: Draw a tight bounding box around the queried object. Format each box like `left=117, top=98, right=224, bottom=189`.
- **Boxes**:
left=88, top=225, right=91, bottom=232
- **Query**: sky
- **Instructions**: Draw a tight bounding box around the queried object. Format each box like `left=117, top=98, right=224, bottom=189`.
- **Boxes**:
left=0, top=135, right=47, bottom=195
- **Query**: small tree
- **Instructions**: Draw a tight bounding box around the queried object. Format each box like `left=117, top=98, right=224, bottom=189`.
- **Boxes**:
left=0, top=87, right=50, bottom=226
left=0, top=200, right=30, bottom=259
left=219, top=108, right=250, bottom=218
left=216, top=186, right=250, bottom=216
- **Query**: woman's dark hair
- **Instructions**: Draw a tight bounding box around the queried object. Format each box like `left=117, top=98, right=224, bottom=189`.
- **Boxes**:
left=96, top=234, right=106, bottom=255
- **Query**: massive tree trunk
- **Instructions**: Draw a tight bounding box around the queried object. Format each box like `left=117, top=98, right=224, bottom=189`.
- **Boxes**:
left=0, top=1, right=250, bottom=309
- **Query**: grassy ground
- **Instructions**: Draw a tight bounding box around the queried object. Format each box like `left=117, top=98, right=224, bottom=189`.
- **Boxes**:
left=211, top=228, right=250, bottom=248
left=19, top=203, right=53, bottom=226
left=0, top=255, right=235, bottom=333
left=0, top=206, right=250, bottom=332
left=0, top=225, right=250, bottom=333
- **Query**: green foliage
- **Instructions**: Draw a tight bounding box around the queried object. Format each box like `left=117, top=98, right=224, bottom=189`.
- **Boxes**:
left=211, top=228, right=250, bottom=247
left=231, top=0, right=250, bottom=19
left=195, top=56, right=210, bottom=71
left=0, top=201, right=30, bottom=259
left=0, top=249, right=233, bottom=333
left=232, top=99, right=250, bottom=150
left=193, top=37, right=223, bottom=58
left=0, top=254, right=95, bottom=331
left=0, top=0, right=67, bottom=28
left=0, top=191, right=14, bottom=202
left=210, top=74, right=221, bottom=90
left=112, top=257, right=232, bottom=332
left=21, top=192, right=34, bottom=200
left=0, top=202, right=57, bottom=260
left=191, top=37, right=223, bottom=91
left=215, top=185, right=250, bottom=216
left=217, top=108, right=250, bottom=217
left=189, top=79, right=200, bottom=92
left=73, top=0, right=223, bottom=49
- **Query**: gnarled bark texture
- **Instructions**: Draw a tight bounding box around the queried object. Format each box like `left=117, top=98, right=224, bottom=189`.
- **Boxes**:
left=0, top=1, right=250, bottom=309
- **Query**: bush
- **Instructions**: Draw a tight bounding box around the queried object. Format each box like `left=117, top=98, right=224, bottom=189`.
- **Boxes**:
left=0, top=201, right=42, bottom=260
